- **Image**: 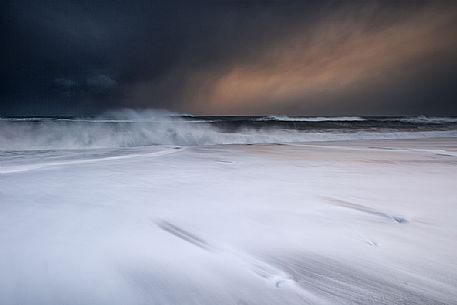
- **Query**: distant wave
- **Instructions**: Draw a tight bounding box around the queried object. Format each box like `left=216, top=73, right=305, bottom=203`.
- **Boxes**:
left=257, top=116, right=367, bottom=122
left=259, top=115, right=457, bottom=123
left=389, top=116, right=457, bottom=124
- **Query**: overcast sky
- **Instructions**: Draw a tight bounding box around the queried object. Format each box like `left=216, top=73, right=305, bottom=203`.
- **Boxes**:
left=1, top=0, right=456, bottom=116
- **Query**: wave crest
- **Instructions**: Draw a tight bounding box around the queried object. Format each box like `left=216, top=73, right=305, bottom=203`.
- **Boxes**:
left=258, top=116, right=367, bottom=122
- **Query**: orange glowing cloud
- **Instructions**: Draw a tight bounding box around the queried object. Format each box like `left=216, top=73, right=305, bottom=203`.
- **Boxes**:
left=185, top=3, right=457, bottom=114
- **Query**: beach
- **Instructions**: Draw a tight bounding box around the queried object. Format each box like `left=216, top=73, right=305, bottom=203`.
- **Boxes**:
left=1, top=137, right=456, bottom=304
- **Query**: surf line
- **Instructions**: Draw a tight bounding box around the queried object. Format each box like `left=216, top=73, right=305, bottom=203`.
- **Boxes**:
left=0, top=147, right=185, bottom=174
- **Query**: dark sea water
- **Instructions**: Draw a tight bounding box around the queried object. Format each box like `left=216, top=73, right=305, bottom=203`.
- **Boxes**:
left=181, top=115, right=457, bottom=131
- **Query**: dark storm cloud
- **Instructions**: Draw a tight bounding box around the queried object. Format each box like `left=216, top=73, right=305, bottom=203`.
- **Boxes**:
left=0, top=0, right=456, bottom=115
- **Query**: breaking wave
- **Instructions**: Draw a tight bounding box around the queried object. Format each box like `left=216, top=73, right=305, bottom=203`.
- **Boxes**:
left=1, top=110, right=457, bottom=150
left=257, top=116, right=367, bottom=122
left=391, top=115, right=457, bottom=124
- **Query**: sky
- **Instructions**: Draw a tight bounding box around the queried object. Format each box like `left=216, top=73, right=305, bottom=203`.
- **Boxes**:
left=1, top=0, right=456, bottom=116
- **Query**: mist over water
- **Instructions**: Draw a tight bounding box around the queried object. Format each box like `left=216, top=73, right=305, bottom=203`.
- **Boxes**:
left=1, top=110, right=457, bottom=150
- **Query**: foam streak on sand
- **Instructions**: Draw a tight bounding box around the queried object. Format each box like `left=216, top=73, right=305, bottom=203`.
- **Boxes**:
left=0, top=138, right=456, bottom=304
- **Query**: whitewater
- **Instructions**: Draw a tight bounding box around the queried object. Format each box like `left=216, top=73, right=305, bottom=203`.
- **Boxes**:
left=1, top=111, right=457, bottom=304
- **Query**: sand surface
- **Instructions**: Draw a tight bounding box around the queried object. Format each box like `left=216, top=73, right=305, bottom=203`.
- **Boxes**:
left=1, top=138, right=456, bottom=304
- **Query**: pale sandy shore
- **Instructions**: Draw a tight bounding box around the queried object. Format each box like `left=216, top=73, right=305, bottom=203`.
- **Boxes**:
left=1, top=138, right=456, bottom=304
